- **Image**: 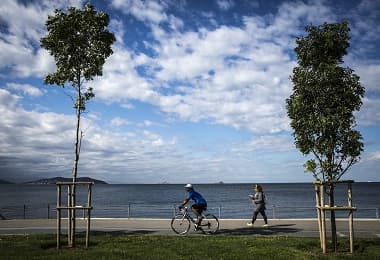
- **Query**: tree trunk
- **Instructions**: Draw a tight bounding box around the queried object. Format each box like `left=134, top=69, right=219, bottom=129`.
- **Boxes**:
left=70, top=85, right=82, bottom=247
left=73, top=85, right=81, bottom=182
left=329, top=183, right=337, bottom=252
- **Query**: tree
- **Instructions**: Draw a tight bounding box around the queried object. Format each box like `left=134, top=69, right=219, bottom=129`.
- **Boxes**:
left=286, top=21, right=365, bottom=252
left=40, top=4, right=115, bottom=247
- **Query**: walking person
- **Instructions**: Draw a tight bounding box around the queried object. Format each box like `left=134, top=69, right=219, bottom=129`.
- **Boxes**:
left=247, top=184, right=269, bottom=227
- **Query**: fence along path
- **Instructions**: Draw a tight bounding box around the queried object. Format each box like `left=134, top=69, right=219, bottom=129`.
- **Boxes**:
left=1, top=203, right=379, bottom=220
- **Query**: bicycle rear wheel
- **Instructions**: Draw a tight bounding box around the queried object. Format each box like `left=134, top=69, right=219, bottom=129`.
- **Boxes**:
left=201, top=214, right=219, bottom=234
left=171, top=214, right=191, bottom=234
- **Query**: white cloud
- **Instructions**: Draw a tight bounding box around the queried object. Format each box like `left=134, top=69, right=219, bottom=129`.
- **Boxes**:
left=357, top=97, right=380, bottom=126
left=216, top=0, right=235, bottom=11
left=2, top=0, right=378, bottom=135
left=109, top=19, right=126, bottom=44
left=87, top=0, right=364, bottom=135
left=352, top=62, right=380, bottom=93
left=248, top=135, right=294, bottom=152
left=0, top=88, right=20, bottom=109
left=0, top=0, right=82, bottom=78
left=143, top=130, right=165, bottom=147
left=0, top=87, right=181, bottom=182
left=142, top=20, right=295, bottom=132
left=92, top=46, right=157, bottom=103
left=0, top=88, right=75, bottom=176
left=368, top=151, right=380, bottom=161
left=143, top=120, right=153, bottom=127
left=110, top=117, right=130, bottom=127
left=352, top=0, right=380, bottom=45
left=138, top=120, right=165, bottom=128
left=111, top=0, right=168, bottom=24
left=0, top=84, right=377, bottom=183
left=94, top=0, right=346, bottom=135
left=7, top=83, right=45, bottom=97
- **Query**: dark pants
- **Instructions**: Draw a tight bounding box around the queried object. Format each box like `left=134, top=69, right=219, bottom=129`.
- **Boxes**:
left=252, top=204, right=267, bottom=224
left=192, top=203, right=207, bottom=225
left=192, top=203, right=207, bottom=215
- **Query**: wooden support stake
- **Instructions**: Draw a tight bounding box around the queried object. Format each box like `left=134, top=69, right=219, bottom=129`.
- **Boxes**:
left=320, top=184, right=327, bottom=254
left=67, top=185, right=72, bottom=247
left=348, top=183, right=354, bottom=253
left=315, top=184, right=323, bottom=249
left=86, top=184, right=92, bottom=248
left=56, top=182, right=94, bottom=249
left=314, top=180, right=355, bottom=254
left=71, top=183, right=76, bottom=248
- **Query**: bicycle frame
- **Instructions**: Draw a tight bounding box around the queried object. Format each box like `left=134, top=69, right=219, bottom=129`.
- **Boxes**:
left=171, top=206, right=219, bottom=235
left=179, top=207, right=201, bottom=223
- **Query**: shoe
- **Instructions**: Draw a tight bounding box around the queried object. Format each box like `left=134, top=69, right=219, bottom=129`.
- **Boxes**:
left=263, top=224, right=269, bottom=228
left=246, top=222, right=253, bottom=227
left=194, top=224, right=199, bottom=231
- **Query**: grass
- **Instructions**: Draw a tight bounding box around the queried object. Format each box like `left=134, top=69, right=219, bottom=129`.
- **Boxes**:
left=0, top=233, right=379, bottom=259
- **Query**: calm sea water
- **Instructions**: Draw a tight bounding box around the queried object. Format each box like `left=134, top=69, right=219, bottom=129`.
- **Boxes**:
left=0, top=183, right=379, bottom=219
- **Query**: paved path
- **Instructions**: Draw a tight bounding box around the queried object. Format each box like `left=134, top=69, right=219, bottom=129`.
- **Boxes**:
left=0, top=218, right=379, bottom=237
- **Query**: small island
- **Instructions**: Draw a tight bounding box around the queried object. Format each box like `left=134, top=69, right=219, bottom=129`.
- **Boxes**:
left=24, top=176, right=108, bottom=184
left=0, top=179, right=14, bottom=184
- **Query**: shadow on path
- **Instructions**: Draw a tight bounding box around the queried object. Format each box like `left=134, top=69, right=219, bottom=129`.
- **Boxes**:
left=217, top=224, right=301, bottom=235
left=88, top=230, right=157, bottom=236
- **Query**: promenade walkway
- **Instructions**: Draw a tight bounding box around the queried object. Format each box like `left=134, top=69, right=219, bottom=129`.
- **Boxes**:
left=0, top=218, right=379, bottom=237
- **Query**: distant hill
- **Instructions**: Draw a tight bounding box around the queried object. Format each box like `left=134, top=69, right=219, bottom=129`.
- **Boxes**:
left=25, top=177, right=108, bottom=184
left=0, top=179, right=14, bottom=184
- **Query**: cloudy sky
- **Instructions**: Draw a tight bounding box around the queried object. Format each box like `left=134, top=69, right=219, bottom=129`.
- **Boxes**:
left=0, top=0, right=379, bottom=184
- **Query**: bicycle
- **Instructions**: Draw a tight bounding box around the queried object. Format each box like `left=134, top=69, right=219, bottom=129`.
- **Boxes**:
left=171, top=206, right=219, bottom=235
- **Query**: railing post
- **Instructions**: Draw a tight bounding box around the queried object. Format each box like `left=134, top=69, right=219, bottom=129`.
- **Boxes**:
left=218, top=206, right=221, bottom=219
left=128, top=203, right=131, bottom=218
left=48, top=204, right=50, bottom=219
left=376, top=208, right=379, bottom=220
left=272, top=204, right=276, bottom=219
left=57, top=184, right=61, bottom=249
left=23, top=204, right=26, bottom=219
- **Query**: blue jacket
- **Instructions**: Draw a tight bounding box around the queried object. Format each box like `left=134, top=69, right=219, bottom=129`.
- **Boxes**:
left=187, top=189, right=207, bottom=205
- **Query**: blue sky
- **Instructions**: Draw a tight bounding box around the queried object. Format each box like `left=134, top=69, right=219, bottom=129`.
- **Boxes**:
left=0, top=0, right=379, bottom=184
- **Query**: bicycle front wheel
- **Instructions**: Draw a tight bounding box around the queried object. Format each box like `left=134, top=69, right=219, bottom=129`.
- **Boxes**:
left=171, top=214, right=191, bottom=235
left=201, top=214, right=219, bottom=234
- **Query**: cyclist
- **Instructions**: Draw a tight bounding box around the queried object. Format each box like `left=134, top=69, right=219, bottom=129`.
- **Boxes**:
left=179, top=184, right=207, bottom=227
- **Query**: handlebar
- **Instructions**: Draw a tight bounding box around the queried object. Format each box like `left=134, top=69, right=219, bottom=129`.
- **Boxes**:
left=178, top=206, right=188, bottom=212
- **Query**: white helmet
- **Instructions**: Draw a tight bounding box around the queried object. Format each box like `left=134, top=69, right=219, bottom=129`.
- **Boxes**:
left=184, top=183, right=193, bottom=189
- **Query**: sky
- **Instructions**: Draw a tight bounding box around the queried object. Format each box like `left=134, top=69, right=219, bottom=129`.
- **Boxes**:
left=0, top=0, right=379, bottom=184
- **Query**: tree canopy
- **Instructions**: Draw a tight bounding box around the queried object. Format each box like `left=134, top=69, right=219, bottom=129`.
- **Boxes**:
left=286, top=21, right=365, bottom=182
left=40, top=4, right=116, bottom=110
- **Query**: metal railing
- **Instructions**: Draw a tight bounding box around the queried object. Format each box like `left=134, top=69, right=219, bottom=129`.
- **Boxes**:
left=0, top=204, right=379, bottom=220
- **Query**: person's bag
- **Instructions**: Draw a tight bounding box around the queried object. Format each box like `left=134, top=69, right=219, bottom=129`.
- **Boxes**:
left=262, top=193, right=267, bottom=204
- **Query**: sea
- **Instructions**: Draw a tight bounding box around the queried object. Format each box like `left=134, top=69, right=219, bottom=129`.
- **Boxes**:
left=0, top=183, right=379, bottom=219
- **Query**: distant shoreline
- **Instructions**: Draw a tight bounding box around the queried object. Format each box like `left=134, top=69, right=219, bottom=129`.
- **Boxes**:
left=1, top=179, right=378, bottom=185
left=0, top=177, right=108, bottom=185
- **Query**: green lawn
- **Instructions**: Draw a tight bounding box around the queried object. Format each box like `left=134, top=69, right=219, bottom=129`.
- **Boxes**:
left=0, top=234, right=379, bottom=259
